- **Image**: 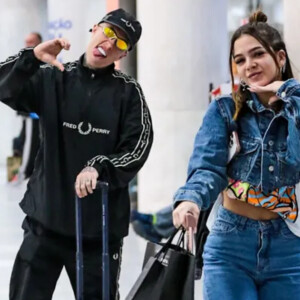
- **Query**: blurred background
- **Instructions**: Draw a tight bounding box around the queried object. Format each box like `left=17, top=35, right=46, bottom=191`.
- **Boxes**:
left=0, top=0, right=299, bottom=299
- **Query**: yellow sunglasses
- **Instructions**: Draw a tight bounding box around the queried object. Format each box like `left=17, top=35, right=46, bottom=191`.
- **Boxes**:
left=99, top=25, right=129, bottom=51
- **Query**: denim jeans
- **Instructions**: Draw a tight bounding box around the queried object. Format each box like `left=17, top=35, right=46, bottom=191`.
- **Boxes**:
left=203, top=205, right=300, bottom=300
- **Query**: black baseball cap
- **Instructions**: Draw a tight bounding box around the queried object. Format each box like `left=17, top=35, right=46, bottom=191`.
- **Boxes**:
left=96, top=8, right=142, bottom=51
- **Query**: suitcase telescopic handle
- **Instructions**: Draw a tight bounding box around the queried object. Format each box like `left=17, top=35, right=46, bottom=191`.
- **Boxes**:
left=76, top=181, right=110, bottom=300
left=96, top=180, right=109, bottom=189
left=75, top=193, right=84, bottom=300
left=97, top=181, right=110, bottom=300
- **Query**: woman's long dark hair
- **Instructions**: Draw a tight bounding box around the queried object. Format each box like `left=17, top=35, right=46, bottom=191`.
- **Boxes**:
left=229, top=10, right=294, bottom=120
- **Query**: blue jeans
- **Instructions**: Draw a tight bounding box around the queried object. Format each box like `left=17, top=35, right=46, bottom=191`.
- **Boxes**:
left=203, top=205, right=300, bottom=300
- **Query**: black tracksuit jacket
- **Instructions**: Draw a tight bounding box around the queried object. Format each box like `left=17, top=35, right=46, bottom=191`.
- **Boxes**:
left=0, top=49, right=153, bottom=241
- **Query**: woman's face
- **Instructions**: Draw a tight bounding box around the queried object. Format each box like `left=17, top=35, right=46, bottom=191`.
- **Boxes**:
left=232, top=34, right=281, bottom=87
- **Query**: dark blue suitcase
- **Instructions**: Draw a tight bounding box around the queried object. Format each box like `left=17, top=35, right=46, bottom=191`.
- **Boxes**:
left=75, top=181, right=110, bottom=300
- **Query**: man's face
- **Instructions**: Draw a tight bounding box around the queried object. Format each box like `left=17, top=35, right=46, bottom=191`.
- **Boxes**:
left=85, top=22, right=129, bottom=69
left=25, top=33, right=40, bottom=47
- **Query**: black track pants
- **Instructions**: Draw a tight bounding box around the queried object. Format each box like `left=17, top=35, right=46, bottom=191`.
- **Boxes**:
left=9, top=217, right=122, bottom=300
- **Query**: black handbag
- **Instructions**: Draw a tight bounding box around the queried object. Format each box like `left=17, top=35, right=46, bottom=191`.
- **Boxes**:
left=125, top=228, right=195, bottom=300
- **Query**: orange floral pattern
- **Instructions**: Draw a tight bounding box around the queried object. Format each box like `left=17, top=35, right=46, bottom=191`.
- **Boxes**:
left=227, top=178, right=298, bottom=223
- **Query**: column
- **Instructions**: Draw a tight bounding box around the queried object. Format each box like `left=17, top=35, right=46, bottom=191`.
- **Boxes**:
left=137, top=0, right=228, bottom=211
left=283, top=0, right=300, bottom=79
left=119, top=0, right=137, bottom=77
left=106, top=0, right=137, bottom=74
left=0, top=0, right=47, bottom=165
left=47, top=0, right=106, bottom=62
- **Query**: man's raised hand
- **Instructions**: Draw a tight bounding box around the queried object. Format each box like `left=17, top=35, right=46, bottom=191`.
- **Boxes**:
left=33, top=38, right=71, bottom=71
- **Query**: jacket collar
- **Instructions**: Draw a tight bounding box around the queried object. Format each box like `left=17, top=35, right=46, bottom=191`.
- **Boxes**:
left=78, top=54, right=115, bottom=78
left=246, top=92, right=285, bottom=117
left=246, top=92, right=267, bottom=113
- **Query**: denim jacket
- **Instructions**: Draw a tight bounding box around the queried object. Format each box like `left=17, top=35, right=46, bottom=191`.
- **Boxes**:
left=174, top=79, right=300, bottom=210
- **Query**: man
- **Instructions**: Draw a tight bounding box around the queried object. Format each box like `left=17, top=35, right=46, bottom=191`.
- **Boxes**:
left=25, top=32, right=42, bottom=47
left=12, top=32, right=42, bottom=182
left=0, top=9, right=153, bottom=299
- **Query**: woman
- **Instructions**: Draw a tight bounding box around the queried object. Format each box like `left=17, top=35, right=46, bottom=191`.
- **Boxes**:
left=173, top=10, right=300, bottom=300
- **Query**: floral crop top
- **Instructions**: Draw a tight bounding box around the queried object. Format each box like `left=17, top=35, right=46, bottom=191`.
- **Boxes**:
left=226, top=178, right=298, bottom=223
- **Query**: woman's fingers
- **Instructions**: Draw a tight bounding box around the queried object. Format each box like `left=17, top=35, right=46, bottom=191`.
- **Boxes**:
left=248, top=81, right=284, bottom=94
left=172, top=201, right=200, bottom=230
left=247, top=85, right=266, bottom=93
left=185, top=213, right=198, bottom=233
left=173, top=209, right=185, bottom=228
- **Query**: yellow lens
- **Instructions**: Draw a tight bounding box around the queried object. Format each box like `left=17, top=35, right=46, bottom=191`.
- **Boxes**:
left=116, top=39, right=128, bottom=51
left=103, top=27, right=116, bottom=39
left=102, top=26, right=128, bottom=51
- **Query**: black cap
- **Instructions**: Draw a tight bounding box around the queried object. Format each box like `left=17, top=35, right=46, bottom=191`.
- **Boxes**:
left=98, top=8, right=142, bottom=51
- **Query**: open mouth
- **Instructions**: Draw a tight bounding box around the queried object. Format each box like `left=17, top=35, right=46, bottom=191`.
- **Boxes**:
left=94, top=46, right=107, bottom=58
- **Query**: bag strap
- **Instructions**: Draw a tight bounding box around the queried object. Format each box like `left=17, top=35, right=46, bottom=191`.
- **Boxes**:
left=216, top=97, right=237, bottom=133
left=216, top=97, right=240, bottom=162
left=154, top=227, right=185, bottom=259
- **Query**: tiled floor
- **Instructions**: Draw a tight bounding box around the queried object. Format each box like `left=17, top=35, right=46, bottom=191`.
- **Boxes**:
left=0, top=166, right=202, bottom=299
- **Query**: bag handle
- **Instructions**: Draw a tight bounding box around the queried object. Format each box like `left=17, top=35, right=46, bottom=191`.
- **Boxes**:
left=154, top=226, right=187, bottom=259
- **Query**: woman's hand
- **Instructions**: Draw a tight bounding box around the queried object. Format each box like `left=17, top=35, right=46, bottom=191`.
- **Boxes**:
left=248, top=81, right=285, bottom=105
left=172, top=201, right=200, bottom=233
left=33, top=38, right=71, bottom=71
left=75, top=167, right=99, bottom=198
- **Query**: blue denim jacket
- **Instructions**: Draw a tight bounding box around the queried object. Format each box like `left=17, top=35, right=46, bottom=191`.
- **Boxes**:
left=174, top=79, right=300, bottom=210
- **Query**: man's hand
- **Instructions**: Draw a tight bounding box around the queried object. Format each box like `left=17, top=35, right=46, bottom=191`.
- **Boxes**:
left=75, top=166, right=99, bottom=198
left=248, top=81, right=285, bottom=105
left=33, top=38, right=71, bottom=71
left=172, top=201, right=200, bottom=233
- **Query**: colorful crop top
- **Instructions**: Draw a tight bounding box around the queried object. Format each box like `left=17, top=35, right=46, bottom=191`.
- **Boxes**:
left=226, top=178, right=298, bottom=223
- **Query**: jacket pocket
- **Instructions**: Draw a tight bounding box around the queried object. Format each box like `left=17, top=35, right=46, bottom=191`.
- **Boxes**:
left=276, top=142, right=299, bottom=182
left=211, top=218, right=238, bottom=234
left=229, top=139, right=259, bottom=177
left=280, top=224, right=297, bottom=239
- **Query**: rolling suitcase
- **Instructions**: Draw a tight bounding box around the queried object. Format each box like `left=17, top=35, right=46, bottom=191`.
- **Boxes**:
left=75, top=181, right=110, bottom=300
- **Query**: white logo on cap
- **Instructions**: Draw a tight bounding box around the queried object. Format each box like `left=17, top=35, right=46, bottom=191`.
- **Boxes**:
left=120, top=18, right=136, bottom=32
left=103, top=14, right=113, bottom=21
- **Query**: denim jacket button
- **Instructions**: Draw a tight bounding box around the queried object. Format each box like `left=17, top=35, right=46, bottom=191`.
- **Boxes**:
left=268, top=165, right=274, bottom=172
left=281, top=91, right=286, bottom=98
left=268, top=140, right=274, bottom=146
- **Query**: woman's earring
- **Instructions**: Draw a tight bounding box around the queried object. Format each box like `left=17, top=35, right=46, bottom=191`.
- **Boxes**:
left=240, top=80, right=247, bottom=92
